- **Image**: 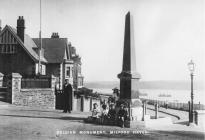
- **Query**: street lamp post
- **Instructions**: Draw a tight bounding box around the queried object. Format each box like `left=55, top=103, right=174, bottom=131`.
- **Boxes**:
left=187, top=60, right=195, bottom=123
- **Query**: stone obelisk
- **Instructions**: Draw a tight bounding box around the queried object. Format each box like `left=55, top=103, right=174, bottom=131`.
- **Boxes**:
left=118, top=12, right=143, bottom=128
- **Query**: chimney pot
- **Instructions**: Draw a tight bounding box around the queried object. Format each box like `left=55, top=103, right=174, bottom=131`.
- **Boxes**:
left=51, top=32, right=59, bottom=38
left=17, top=16, right=25, bottom=42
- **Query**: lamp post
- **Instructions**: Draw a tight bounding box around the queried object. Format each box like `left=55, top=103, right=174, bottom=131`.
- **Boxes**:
left=187, top=60, right=195, bottom=123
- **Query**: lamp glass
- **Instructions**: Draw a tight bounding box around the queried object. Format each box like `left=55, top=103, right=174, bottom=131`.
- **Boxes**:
left=188, top=60, right=195, bottom=73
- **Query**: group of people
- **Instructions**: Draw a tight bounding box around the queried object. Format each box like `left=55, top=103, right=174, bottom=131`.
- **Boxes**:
left=61, top=79, right=129, bottom=127
left=88, top=102, right=129, bottom=128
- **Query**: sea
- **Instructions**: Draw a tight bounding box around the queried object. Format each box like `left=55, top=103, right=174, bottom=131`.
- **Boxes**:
left=92, top=88, right=205, bottom=105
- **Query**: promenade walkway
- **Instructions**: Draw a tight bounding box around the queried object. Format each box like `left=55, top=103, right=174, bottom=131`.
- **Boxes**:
left=146, top=104, right=189, bottom=122
left=0, top=101, right=204, bottom=140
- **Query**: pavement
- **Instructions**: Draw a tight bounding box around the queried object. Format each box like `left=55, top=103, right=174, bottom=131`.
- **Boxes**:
left=146, top=104, right=189, bottom=121
left=0, top=101, right=204, bottom=140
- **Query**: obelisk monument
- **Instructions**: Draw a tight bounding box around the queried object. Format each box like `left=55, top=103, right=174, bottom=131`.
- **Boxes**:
left=118, top=12, right=143, bottom=128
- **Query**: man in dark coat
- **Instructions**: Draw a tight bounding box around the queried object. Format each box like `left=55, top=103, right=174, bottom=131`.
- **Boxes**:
left=63, top=79, right=72, bottom=113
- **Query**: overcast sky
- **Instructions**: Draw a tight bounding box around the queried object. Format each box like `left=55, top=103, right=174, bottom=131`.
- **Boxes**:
left=0, top=0, right=204, bottom=83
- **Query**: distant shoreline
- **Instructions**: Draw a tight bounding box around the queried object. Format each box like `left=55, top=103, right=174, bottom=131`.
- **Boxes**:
left=84, top=80, right=204, bottom=90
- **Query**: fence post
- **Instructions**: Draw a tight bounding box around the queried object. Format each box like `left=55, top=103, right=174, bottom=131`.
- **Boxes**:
left=145, top=100, right=147, bottom=115
left=142, top=101, right=146, bottom=121
left=188, top=101, right=191, bottom=123
left=155, top=102, right=158, bottom=119
left=81, top=95, right=84, bottom=112
left=195, top=111, right=198, bottom=125
left=7, top=73, right=22, bottom=104
left=50, top=75, right=56, bottom=91
left=50, top=75, right=56, bottom=109
left=0, top=72, right=4, bottom=87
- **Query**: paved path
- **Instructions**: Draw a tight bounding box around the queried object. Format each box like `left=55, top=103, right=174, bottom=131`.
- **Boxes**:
left=0, top=101, right=204, bottom=140
left=146, top=104, right=189, bottom=122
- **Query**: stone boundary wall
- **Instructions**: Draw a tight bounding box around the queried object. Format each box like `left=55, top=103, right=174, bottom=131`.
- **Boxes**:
left=13, top=88, right=55, bottom=109
left=7, top=73, right=56, bottom=109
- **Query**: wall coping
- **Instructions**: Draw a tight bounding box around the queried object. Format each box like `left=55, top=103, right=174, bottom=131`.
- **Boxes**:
left=11, top=73, right=22, bottom=78
left=195, top=110, right=205, bottom=114
left=21, top=88, right=52, bottom=92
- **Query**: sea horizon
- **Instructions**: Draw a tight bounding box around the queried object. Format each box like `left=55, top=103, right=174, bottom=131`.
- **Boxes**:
left=90, top=88, right=205, bottom=105
left=84, top=80, right=204, bottom=90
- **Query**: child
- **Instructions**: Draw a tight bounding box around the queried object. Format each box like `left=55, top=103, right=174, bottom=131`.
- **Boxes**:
left=100, top=104, right=108, bottom=124
left=117, top=104, right=128, bottom=128
left=107, top=104, right=116, bottom=124
left=85, top=103, right=100, bottom=123
left=101, top=104, right=108, bottom=116
left=92, top=103, right=100, bottom=119
left=108, top=104, right=116, bottom=120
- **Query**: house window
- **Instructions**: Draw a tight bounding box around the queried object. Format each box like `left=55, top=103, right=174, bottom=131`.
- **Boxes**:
left=66, top=67, right=70, bottom=77
left=40, top=64, right=46, bottom=75
left=78, top=66, right=81, bottom=74
left=72, top=67, right=74, bottom=77
left=0, top=44, right=16, bottom=54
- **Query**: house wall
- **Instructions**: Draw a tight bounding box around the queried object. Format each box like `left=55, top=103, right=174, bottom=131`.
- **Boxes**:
left=46, top=63, right=61, bottom=89
left=0, top=44, right=35, bottom=76
left=46, top=63, right=60, bottom=77
left=72, top=61, right=84, bottom=89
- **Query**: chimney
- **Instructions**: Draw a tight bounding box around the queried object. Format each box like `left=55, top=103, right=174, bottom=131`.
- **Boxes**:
left=17, top=16, right=25, bottom=42
left=51, top=32, right=59, bottom=38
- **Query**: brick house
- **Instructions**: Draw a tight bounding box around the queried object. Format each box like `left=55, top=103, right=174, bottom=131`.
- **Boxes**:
left=0, top=16, right=83, bottom=89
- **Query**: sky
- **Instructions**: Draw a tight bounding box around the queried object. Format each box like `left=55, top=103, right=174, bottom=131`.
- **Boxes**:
left=0, top=0, right=204, bottom=83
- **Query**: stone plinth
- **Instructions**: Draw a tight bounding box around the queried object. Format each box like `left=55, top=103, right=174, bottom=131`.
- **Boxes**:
left=195, top=110, right=205, bottom=127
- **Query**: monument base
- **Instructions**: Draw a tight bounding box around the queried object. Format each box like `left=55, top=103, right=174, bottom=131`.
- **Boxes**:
left=117, top=98, right=143, bottom=128
left=129, top=105, right=143, bottom=121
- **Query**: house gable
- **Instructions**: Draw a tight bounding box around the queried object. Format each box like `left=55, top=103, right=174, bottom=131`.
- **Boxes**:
left=0, top=25, right=47, bottom=63
left=0, top=26, right=18, bottom=54
left=0, top=26, right=37, bottom=75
